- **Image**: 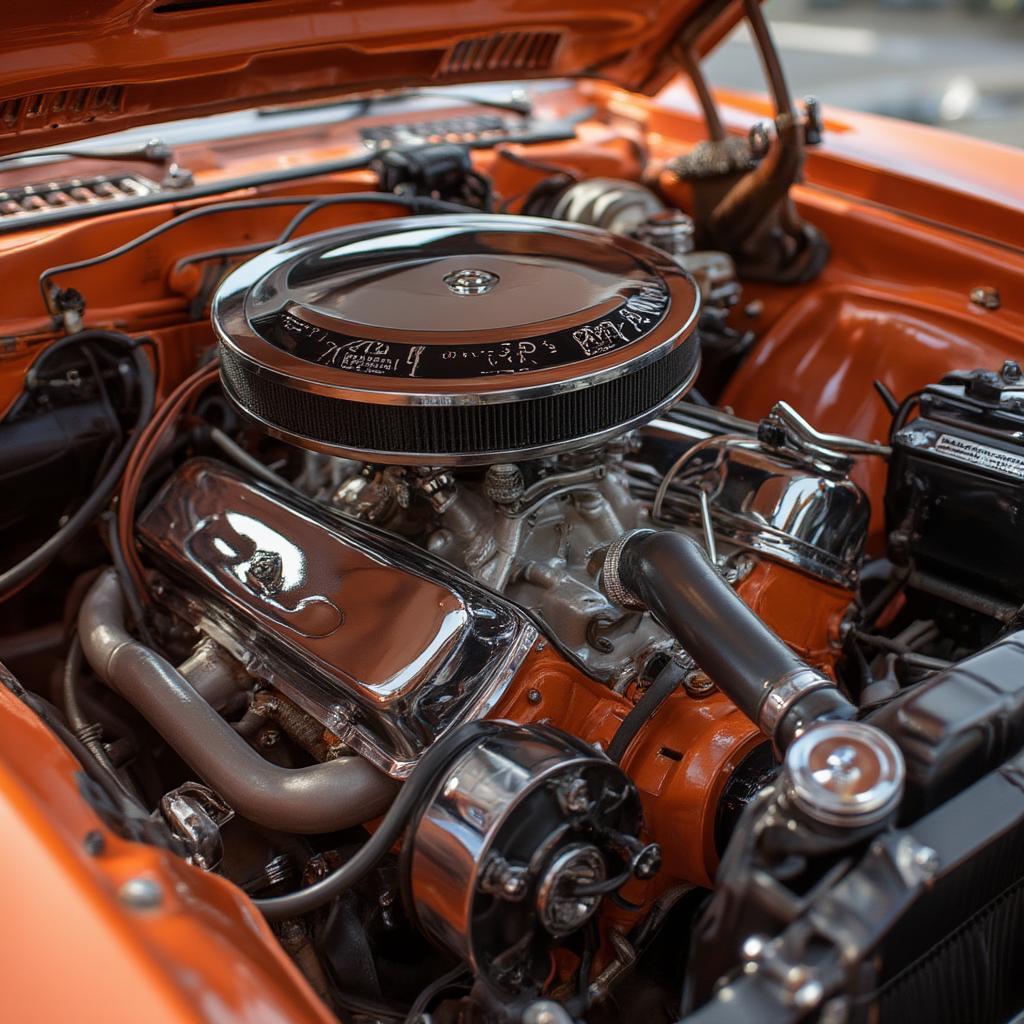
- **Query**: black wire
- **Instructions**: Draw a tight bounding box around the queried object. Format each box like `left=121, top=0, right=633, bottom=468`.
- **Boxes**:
left=78, top=345, right=124, bottom=480
left=569, top=920, right=599, bottom=1013
left=172, top=241, right=272, bottom=275
left=607, top=659, right=688, bottom=763
left=860, top=565, right=911, bottom=628
left=131, top=336, right=162, bottom=390
left=1, top=671, right=152, bottom=824
left=253, top=719, right=499, bottom=921
left=0, top=331, right=155, bottom=599
left=495, top=146, right=581, bottom=180
left=276, top=192, right=472, bottom=242
left=42, top=193, right=476, bottom=309
left=24, top=331, right=107, bottom=393
left=873, top=379, right=900, bottom=417
left=62, top=632, right=140, bottom=803
left=40, top=197, right=327, bottom=310
left=889, top=389, right=925, bottom=441
left=572, top=866, right=633, bottom=897
left=104, top=514, right=155, bottom=648
left=403, top=964, right=471, bottom=1023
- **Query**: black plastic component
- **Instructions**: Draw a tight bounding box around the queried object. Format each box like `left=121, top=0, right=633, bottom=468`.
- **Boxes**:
left=682, top=743, right=1024, bottom=1024
left=0, top=400, right=118, bottom=532
left=372, top=143, right=483, bottom=206
left=869, top=630, right=1024, bottom=820
left=712, top=743, right=776, bottom=856
left=681, top=631, right=1024, bottom=1023
left=886, top=365, right=1024, bottom=605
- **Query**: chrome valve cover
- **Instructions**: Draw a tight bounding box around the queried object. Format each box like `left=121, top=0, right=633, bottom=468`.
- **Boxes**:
left=137, top=458, right=537, bottom=777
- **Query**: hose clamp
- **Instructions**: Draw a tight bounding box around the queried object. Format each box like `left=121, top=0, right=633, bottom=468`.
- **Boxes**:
left=600, top=530, right=653, bottom=611
left=758, top=667, right=833, bottom=738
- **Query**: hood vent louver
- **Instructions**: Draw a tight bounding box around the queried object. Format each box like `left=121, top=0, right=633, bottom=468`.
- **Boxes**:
left=0, top=86, right=125, bottom=135
left=436, top=31, right=561, bottom=78
left=0, top=173, right=159, bottom=221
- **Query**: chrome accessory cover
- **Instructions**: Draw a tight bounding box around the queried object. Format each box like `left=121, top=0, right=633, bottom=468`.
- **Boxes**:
left=213, top=215, right=701, bottom=465
left=406, top=723, right=647, bottom=995
left=137, top=458, right=537, bottom=778
left=700, top=443, right=869, bottom=586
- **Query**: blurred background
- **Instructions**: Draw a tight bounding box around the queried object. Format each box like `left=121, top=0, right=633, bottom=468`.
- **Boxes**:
left=705, top=0, right=1024, bottom=147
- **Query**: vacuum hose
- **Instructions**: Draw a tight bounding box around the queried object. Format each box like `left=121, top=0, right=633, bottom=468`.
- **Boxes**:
left=601, top=530, right=855, bottom=751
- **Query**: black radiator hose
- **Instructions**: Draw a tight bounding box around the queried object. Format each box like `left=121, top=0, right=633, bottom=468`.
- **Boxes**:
left=601, top=530, right=855, bottom=751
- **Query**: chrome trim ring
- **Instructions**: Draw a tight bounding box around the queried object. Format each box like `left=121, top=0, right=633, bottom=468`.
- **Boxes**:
left=212, top=215, right=702, bottom=407
left=757, top=666, right=834, bottom=738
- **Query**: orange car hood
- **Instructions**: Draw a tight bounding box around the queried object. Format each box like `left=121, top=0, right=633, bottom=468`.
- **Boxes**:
left=0, top=0, right=743, bottom=157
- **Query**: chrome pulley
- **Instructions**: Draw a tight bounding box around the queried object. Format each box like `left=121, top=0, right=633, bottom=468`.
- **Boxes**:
left=403, top=723, right=659, bottom=997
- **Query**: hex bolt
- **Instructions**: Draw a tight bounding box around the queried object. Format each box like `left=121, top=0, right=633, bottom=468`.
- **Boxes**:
left=685, top=672, right=716, bottom=698
left=258, top=727, right=281, bottom=749
left=969, top=286, right=1001, bottom=310
left=913, top=844, right=940, bottom=879
left=83, top=830, right=106, bottom=857
left=118, top=876, right=164, bottom=911
left=632, top=843, right=662, bottom=880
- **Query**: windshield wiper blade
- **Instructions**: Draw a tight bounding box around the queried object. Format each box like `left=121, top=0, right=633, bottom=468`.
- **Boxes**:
left=404, top=87, right=532, bottom=115
left=258, top=87, right=532, bottom=119
left=0, top=137, right=193, bottom=188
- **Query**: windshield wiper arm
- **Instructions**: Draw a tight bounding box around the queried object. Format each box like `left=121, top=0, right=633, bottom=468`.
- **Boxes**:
left=0, top=137, right=193, bottom=188
left=404, top=87, right=532, bottom=115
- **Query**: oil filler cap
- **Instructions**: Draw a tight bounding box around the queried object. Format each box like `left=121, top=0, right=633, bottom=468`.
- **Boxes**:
left=784, top=721, right=904, bottom=829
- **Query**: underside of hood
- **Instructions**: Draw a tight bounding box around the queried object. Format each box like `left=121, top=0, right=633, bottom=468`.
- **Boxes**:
left=0, top=0, right=742, bottom=156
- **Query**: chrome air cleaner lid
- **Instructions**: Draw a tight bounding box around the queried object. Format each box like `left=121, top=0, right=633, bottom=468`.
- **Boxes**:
left=213, top=215, right=701, bottom=465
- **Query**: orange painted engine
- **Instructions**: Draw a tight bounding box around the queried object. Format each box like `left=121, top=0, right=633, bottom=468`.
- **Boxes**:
left=1, top=134, right=921, bottom=1018
left=0, top=0, right=1021, bottom=1011
left=72, top=210, right=871, bottom=999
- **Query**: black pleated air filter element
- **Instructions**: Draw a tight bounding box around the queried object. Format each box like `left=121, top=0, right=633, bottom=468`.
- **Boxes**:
left=212, top=215, right=701, bottom=466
